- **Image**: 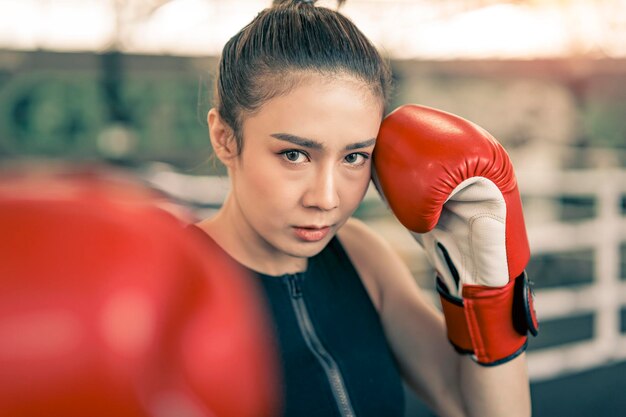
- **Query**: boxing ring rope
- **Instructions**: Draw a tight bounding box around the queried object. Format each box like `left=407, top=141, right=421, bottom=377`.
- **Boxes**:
left=143, top=167, right=626, bottom=383
left=518, top=169, right=626, bottom=381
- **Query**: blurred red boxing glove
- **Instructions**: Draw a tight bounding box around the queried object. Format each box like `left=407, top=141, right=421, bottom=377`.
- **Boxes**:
left=373, top=105, right=538, bottom=366
left=0, top=168, right=281, bottom=417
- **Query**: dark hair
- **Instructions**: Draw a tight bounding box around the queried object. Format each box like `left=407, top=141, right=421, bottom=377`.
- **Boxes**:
left=213, top=0, right=393, bottom=153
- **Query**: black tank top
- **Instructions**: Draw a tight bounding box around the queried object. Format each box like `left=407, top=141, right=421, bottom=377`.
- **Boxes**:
left=189, top=227, right=405, bottom=417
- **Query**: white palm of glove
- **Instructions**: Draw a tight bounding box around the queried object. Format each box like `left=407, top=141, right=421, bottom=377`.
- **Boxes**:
left=411, top=177, right=509, bottom=298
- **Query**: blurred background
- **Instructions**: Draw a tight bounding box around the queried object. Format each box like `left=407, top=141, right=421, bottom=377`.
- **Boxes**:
left=1, top=0, right=626, bottom=415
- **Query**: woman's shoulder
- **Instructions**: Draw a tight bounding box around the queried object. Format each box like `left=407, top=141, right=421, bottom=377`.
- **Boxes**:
left=337, top=217, right=395, bottom=264
left=337, top=217, right=414, bottom=313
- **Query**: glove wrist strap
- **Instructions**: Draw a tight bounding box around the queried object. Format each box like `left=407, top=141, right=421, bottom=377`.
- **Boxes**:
left=437, top=271, right=538, bottom=366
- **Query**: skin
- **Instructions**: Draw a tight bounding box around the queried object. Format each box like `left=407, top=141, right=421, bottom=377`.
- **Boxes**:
left=198, top=73, right=531, bottom=417
left=200, top=75, right=382, bottom=275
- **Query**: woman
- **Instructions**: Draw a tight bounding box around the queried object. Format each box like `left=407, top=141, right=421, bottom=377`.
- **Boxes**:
left=195, top=1, right=532, bottom=416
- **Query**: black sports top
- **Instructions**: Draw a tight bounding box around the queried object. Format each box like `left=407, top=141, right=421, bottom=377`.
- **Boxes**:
left=240, top=236, right=405, bottom=417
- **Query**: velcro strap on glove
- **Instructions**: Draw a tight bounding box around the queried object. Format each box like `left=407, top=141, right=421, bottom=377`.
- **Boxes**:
left=437, top=271, right=538, bottom=366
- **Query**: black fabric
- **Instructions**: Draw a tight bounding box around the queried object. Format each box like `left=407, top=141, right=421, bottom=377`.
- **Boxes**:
left=248, top=237, right=405, bottom=417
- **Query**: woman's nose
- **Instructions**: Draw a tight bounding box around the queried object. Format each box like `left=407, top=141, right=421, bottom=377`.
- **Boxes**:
left=302, top=166, right=340, bottom=211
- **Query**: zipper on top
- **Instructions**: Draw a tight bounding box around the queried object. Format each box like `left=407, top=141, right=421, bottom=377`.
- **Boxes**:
left=285, top=273, right=356, bottom=417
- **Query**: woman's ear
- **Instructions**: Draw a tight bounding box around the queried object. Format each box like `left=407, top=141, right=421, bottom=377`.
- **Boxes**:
left=208, top=108, right=238, bottom=166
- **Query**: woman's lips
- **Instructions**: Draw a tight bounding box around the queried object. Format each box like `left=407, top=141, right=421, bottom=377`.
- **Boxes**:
left=293, top=226, right=331, bottom=242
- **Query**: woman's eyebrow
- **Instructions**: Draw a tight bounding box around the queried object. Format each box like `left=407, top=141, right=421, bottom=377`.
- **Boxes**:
left=270, top=133, right=376, bottom=151
left=345, top=138, right=376, bottom=150
left=271, top=133, right=323, bottom=149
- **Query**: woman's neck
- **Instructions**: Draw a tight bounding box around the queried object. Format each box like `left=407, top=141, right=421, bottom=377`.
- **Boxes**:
left=196, top=195, right=307, bottom=276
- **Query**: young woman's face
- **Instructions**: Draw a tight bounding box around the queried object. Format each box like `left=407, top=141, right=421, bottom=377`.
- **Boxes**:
left=230, top=75, right=384, bottom=260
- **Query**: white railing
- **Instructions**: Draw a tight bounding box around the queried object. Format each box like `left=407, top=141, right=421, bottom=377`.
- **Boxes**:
left=144, top=166, right=626, bottom=382
left=518, top=169, right=626, bottom=381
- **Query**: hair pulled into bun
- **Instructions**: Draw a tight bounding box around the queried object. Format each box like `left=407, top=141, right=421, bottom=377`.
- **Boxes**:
left=272, top=0, right=346, bottom=7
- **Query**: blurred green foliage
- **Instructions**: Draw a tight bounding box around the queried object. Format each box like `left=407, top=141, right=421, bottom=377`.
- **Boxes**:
left=0, top=59, right=215, bottom=173
left=2, top=52, right=626, bottom=172
left=0, top=71, right=104, bottom=155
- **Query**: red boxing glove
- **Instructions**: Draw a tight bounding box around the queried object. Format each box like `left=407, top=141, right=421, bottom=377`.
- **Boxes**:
left=0, top=168, right=281, bottom=417
left=373, top=105, right=538, bottom=366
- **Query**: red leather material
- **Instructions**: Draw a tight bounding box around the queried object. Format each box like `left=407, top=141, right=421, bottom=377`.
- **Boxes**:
left=373, top=104, right=530, bottom=278
left=438, top=292, right=473, bottom=353
left=503, top=189, right=530, bottom=280
left=374, top=104, right=537, bottom=365
left=438, top=273, right=536, bottom=365
left=462, top=279, right=526, bottom=365
left=0, top=169, right=281, bottom=417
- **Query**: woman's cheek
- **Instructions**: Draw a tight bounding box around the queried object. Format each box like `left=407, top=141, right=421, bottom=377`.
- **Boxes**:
left=341, top=174, right=370, bottom=212
left=247, top=159, right=292, bottom=204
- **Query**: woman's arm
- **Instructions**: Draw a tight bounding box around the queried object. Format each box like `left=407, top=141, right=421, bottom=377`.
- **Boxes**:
left=339, top=218, right=531, bottom=417
left=458, top=353, right=530, bottom=417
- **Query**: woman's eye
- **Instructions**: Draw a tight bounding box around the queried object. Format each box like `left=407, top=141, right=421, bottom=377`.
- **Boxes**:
left=281, top=150, right=308, bottom=163
left=344, top=153, right=369, bottom=166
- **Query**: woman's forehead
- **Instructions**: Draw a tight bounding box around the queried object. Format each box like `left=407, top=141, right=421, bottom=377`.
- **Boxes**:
left=249, top=75, right=382, bottom=121
left=242, top=86, right=382, bottom=148
left=252, top=71, right=383, bottom=111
